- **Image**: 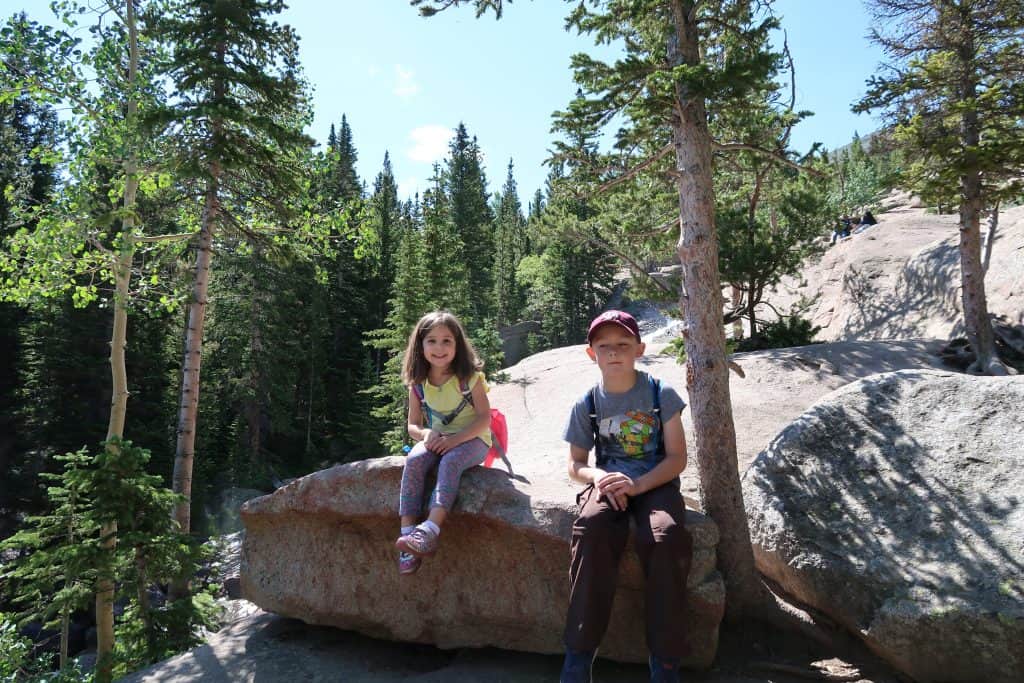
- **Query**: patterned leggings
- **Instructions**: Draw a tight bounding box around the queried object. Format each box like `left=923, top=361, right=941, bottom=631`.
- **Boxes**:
left=398, top=438, right=489, bottom=517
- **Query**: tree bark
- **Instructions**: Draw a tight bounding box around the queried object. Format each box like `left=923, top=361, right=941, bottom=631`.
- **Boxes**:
left=957, top=32, right=1007, bottom=376
left=171, top=43, right=226, bottom=598
left=981, top=201, right=998, bottom=277
left=669, top=0, right=764, bottom=619
left=247, top=248, right=264, bottom=468
left=96, top=3, right=139, bottom=678
left=731, top=285, right=743, bottom=339
left=171, top=178, right=218, bottom=542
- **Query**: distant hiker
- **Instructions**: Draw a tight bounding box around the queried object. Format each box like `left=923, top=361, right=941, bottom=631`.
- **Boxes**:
left=559, top=310, right=693, bottom=683
left=852, top=209, right=878, bottom=234
left=831, top=216, right=852, bottom=245
left=395, top=310, right=494, bottom=575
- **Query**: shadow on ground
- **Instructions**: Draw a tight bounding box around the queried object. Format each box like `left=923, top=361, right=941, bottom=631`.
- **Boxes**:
left=118, top=611, right=900, bottom=682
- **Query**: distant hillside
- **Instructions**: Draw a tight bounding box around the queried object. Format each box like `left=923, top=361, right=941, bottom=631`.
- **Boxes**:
left=766, top=197, right=1024, bottom=342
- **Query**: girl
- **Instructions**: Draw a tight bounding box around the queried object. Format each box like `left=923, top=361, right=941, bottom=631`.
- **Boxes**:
left=396, top=311, right=492, bottom=575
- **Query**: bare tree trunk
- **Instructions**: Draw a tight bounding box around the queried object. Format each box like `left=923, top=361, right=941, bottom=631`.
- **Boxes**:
left=669, top=0, right=764, bottom=619
left=95, top=3, right=140, bottom=678
left=747, top=280, right=758, bottom=338
left=247, top=249, right=264, bottom=469
left=957, top=43, right=1007, bottom=376
left=170, top=178, right=218, bottom=569
left=170, top=44, right=226, bottom=600
left=731, top=285, right=743, bottom=339
left=981, top=200, right=998, bottom=277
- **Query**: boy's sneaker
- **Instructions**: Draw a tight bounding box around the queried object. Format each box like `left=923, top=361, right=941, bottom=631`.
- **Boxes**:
left=395, top=525, right=439, bottom=557
left=559, top=649, right=596, bottom=683
left=398, top=551, right=421, bottom=575
left=649, top=654, right=681, bottom=682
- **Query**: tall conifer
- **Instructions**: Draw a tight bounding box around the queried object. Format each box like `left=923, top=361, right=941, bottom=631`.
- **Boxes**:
left=493, top=159, right=527, bottom=327
left=154, top=0, right=313, bottom=555
left=444, top=123, right=494, bottom=320
left=856, top=0, right=1024, bottom=374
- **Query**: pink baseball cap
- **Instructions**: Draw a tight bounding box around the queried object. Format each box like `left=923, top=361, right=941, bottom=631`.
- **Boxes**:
left=587, top=310, right=641, bottom=344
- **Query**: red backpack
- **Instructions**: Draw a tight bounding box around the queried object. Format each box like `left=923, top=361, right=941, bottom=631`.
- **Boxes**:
left=412, top=378, right=512, bottom=475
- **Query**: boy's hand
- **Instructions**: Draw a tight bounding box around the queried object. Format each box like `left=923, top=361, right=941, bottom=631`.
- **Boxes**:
left=596, top=471, right=637, bottom=511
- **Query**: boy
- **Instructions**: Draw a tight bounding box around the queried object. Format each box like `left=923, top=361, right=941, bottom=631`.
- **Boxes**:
left=560, top=310, right=693, bottom=683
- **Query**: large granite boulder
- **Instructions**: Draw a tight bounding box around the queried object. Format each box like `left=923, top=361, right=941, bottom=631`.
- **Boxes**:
left=241, top=457, right=724, bottom=666
left=744, top=370, right=1024, bottom=683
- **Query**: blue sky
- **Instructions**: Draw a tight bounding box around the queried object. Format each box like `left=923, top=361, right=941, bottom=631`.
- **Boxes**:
left=281, top=1, right=882, bottom=203
left=6, top=0, right=883, bottom=203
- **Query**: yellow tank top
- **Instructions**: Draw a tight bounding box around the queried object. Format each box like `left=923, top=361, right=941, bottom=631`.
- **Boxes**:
left=420, top=371, right=492, bottom=446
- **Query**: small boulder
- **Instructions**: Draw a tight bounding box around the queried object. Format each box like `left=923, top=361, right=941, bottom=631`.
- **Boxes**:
left=744, top=370, right=1024, bottom=683
left=241, top=457, right=724, bottom=666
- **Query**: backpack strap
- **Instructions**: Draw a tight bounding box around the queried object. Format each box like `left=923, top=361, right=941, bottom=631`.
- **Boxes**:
left=416, top=378, right=475, bottom=428
left=650, top=376, right=665, bottom=456
left=588, top=377, right=663, bottom=465
left=413, top=383, right=431, bottom=428
left=586, top=387, right=603, bottom=466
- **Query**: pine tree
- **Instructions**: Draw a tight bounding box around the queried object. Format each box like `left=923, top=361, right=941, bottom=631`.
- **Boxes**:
left=856, top=0, right=1024, bottom=375
left=423, top=165, right=472, bottom=314
left=0, top=53, right=60, bottom=515
left=492, top=159, right=527, bottom=328
left=444, top=123, right=494, bottom=321
left=710, top=65, right=830, bottom=336
left=153, top=0, right=315, bottom=548
left=1, top=4, right=181, bottom=673
left=328, top=114, right=363, bottom=203
left=313, top=119, right=380, bottom=463
left=365, top=152, right=403, bottom=374
left=367, top=199, right=431, bottom=450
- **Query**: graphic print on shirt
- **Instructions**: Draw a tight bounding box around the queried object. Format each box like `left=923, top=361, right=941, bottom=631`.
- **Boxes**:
left=598, top=410, right=657, bottom=457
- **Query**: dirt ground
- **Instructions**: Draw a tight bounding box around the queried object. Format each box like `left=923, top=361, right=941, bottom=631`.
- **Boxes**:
left=119, top=610, right=901, bottom=683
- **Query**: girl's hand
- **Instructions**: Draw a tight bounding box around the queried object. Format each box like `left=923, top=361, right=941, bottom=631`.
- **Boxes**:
left=423, top=429, right=442, bottom=450
left=433, top=434, right=453, bottom=455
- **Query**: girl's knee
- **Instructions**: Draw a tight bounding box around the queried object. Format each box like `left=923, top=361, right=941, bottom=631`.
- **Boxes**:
left=404, top=450, right=434, bottom=474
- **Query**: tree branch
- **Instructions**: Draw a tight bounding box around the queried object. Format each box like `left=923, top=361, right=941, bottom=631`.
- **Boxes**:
left=595, top=143, right=674, bottom=194
left=713, top=141, right=826, bottom=177
left=134, top=232, right=196, bottom=244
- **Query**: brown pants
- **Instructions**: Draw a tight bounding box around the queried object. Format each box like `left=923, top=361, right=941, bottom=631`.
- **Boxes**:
left=564, top=481, right=693, bottom=658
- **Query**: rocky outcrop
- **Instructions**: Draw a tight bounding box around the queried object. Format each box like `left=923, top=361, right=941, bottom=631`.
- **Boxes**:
left=240, top=457, right=724, bottom=667
left=744, top=370, right=1024, bottom=683
left=768, top=203, right=1024, bottom=341
left=499, top=320, right=542, bottom=367
left=487, top=338, right=951, bottom=509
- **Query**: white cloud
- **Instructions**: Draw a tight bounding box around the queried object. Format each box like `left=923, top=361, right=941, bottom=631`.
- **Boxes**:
left=393, top=65, right=420, bottom=99
left=407, top=125, right=452, bottom=164
left=398, top=176, right=422, bottom=199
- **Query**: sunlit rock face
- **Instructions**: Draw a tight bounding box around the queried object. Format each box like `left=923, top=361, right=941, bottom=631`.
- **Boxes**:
left=240, top=457, right=724, bottom=667
left=745, top=370, right=1024, bottom=683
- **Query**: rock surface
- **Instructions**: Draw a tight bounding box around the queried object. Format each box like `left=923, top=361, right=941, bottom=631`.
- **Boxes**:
left=241, top=458, right=725, bottom=666
left=743, top=370, right=1024, bottom=683
left=119, top=611, right=887, bottom=683
left=489, top=338, right=951, bottom=509
left=768, top=203, right=1024, bottom=341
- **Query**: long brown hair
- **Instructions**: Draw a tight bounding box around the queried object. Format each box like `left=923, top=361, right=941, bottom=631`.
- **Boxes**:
left=401, top=310, right=483, bottom=386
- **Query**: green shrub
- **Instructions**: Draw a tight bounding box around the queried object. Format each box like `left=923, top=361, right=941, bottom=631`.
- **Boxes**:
left=735, top=315, right=822, bottom=352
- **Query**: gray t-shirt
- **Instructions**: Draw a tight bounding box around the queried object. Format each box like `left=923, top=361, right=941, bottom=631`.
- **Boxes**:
left=563, top=370, right=686, bottom=481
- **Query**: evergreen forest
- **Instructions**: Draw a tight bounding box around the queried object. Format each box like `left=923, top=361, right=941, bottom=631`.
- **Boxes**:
left=1, top=0, right=1021, bottom=680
